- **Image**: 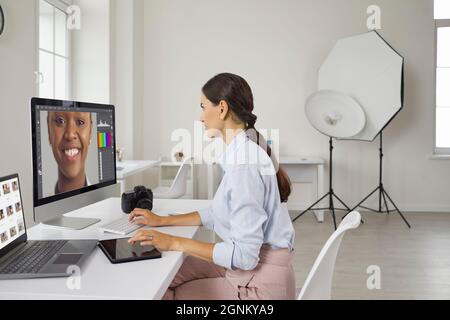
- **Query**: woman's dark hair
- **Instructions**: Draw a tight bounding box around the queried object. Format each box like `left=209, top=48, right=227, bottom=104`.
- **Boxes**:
left=202, top=73, right=292, bottom=202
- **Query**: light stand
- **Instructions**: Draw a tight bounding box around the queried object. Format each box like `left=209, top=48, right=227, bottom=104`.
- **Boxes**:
left=292, top=137, right=352, bottom=230
left=341, top=131, right=411, bottom=228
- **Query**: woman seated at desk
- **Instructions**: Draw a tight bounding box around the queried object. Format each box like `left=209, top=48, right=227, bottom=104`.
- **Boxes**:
left=128, top=73, right=296, bottom=300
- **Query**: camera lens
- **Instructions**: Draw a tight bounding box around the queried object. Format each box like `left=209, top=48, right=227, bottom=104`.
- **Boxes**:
left=121, top=191, right=136, bottom=214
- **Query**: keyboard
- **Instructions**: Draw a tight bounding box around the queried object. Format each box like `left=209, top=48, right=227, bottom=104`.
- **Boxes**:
left=100, top=215, right=143, bottom=235
left=0, top=240, right=67, bottom=274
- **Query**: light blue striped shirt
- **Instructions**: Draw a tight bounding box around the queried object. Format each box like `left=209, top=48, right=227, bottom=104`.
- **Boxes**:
left=198, top=131, right=295, bottom=271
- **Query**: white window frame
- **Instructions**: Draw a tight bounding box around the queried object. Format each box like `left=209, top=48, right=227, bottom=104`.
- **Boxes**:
left=36, top=0, right=72, bottom=100
left=434, top=15, right=450, bottom=155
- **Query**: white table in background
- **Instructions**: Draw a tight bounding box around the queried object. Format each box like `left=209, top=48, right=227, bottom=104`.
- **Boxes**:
left=279, top=156, right=325, bottom=222
left=0, top=198, right=211, bottom=300
left=116, top=160, right=161, bottom=193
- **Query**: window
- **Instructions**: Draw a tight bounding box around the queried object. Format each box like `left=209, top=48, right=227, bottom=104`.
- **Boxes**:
left=435, top=0, right=450, bottom=153
left=38, top=0, right=70, bottom=100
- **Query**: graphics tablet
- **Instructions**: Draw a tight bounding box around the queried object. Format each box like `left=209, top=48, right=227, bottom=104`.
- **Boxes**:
left=98, top=238, right=162, bottom=264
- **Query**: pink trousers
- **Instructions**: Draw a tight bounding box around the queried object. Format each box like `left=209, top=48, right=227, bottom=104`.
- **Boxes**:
left=162, top=245, right=296, bottom=300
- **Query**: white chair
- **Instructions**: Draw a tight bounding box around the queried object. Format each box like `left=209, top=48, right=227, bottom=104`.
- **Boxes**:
left=297, top=211, right=362, bottom=300
left=153, top=157, right=193, bottom=199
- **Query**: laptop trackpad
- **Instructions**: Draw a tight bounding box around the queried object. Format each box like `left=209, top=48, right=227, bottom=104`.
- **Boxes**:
left=53, top=254, right=83, bottom=265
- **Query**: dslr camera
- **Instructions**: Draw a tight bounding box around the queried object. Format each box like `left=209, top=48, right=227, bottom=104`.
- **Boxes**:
left=121, top=186, right=153, bottom=214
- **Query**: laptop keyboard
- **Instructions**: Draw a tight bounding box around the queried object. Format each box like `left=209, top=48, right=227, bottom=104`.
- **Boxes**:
left=0, top=240, right=68, bottom=274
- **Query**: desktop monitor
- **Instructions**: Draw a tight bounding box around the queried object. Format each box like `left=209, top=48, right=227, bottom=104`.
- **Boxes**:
left=31, top=98, right=119, bottom=229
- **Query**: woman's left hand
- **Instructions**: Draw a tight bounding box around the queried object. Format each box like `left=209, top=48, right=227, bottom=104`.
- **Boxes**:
left=128, top=229, right=180, bottom=252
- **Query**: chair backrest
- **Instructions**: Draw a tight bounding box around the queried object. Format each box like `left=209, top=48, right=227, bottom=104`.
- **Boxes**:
left=165, top=157, right=193, bottom=198
left=298, top=211, right=361, bottom=300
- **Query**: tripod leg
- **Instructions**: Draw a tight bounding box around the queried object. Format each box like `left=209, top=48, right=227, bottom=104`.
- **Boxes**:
left=333, top=193, right=351, bottom=210
left=383, top=188, right=411, bottom=228
left=292, top=192, right=330, bottom=222
left=381, top=188, right=390, bottom=214
left=342, top=186, right=379, bottom=220
left=330, top=194, right=337, bottom=230
left=359, top=205, right=381, bottom=213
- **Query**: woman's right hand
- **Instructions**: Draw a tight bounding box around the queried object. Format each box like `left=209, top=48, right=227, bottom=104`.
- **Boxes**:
left=128, top=208, right=163, bottom=227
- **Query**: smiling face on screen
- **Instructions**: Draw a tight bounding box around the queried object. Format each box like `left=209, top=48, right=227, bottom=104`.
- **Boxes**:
left=47, top=111, right=92, bottom=192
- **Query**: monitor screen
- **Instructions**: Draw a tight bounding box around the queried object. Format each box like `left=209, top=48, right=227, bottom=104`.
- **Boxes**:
left=31, top=98, right=116, bottom=207
left=0, top=175, right=26, bottom=251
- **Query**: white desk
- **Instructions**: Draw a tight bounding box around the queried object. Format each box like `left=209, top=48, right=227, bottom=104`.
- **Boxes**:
left=116, top=160, right=161, bottom=193
left=0, top=198, right=211, bottom=300
left=279, top=156, right=325, bottom=222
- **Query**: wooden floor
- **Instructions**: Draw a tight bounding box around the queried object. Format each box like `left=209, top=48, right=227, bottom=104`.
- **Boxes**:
left=291, top=211, right=450, bottom=299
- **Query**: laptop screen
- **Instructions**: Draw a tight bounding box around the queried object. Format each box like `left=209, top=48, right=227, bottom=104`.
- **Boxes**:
left=0, top=176, right=26, bottom=250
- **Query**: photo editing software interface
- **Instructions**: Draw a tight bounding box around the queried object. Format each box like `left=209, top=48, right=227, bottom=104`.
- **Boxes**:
left=34, top=104, right=115, bottom=200
left=0, top=177, right=25, bottom=250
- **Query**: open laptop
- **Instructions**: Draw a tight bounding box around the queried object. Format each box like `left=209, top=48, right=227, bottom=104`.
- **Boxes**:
left=0, top=174, right=97, bottom=280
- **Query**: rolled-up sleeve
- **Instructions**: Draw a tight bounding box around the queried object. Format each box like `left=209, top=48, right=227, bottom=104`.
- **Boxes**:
left=212, top=165, right=267, bottom=271
left=198, top=206, right=214, bottom=230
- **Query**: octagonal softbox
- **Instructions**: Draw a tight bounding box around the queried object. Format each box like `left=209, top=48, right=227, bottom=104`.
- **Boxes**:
left=318, top=31, right=404, bottom=141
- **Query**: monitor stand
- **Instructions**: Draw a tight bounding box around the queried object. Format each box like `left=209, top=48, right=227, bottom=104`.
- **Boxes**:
left=34, top=184, right=120, bottom=230
left=41, top=216, right=101, bottom=230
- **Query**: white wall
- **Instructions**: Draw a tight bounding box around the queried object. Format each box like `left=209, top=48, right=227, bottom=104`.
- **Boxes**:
left=110, top=0, right=157, bottom=192
left=0, top=0, right=37, bottom=226
left=141, top=0, right=450, bottom=212
left=72, top=0, right=110, bottom=103
left=110, top=0, right=133, bottom=159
